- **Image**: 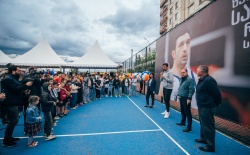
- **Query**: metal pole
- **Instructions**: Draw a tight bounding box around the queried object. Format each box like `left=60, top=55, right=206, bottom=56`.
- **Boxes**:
left=131, top=49, right=133, bottom=76
left=145, top=47, right=147, bottom=71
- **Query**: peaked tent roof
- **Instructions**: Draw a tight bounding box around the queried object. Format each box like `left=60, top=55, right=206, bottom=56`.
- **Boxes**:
left=68, top=41, right=118, bottom=68
left=0, top=50, right=12, bottom=65
left=12, top=40, right=66, bottom=67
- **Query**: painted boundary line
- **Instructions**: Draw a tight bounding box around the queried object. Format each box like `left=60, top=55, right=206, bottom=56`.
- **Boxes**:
left=0, top=129, right=161, bottom=139
left=154, top=98, right=250, bottom=149
left=127, top=97, right=190, bottom=155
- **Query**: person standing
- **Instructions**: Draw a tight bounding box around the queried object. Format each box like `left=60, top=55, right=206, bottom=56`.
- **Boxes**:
left=145, top=73, right=156, bottom=108
left=41, top=82, right=56, bottom=141
left=160, top=63, right=174, bottom=118
left=95, top=76, right=101, bottom=99
left=176, top=69, right=195, bottom=132
left=1, top=65, right=33, bottom=147
left=195, top=65, right=221, bottom=152
left=25, top=96, right=42, bottom=147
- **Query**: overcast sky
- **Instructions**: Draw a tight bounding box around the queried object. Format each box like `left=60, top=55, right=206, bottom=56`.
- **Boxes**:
left=0, top=0, right=160, bottom=62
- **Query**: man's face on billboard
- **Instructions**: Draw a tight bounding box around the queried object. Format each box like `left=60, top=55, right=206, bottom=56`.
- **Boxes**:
left=172, top=33, right=191, bottom=66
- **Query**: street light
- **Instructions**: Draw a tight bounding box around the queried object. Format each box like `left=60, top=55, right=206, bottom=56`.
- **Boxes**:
left=144, top=38, right=151, bottom=53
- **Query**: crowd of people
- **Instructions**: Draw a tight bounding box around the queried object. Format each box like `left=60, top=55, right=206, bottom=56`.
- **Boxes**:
left=0, top=63, right=221, bottom=152
left=0, top=65, right=143, bottom=148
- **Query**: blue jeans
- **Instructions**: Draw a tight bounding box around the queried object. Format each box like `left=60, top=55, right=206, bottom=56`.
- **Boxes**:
left=4, top=106, right=19, bottom=141
left=108, top=86, right=113, bottom=96
left=124, top=86, right=129, bottom=96
left=132, top=85, right=137, bottom=96
left=70, top=93, right=77, bottom=108
left=89, top=88, right=96, bottom=100
left=115, top=86, right=120, bottom=96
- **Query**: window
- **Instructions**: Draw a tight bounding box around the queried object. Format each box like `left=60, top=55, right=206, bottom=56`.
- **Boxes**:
left=175, top=12, right=178, bottom=20
left=169, top=18, right=172, bottom=25
left=188, top=4, right=194, bottom=16
left=170, top=7, right=173, bottom=14
left=175, top=1, right=178, bottom=9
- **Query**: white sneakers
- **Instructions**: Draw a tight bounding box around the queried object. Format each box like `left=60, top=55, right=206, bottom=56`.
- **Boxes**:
left=164, top=112, right=170, bottom=118
left=161, top=110, right=167, bottom=115
left=45, top=135, right=56, bottom=141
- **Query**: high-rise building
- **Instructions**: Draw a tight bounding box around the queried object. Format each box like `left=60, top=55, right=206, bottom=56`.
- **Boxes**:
left=160, top=0, right=213, bottom=35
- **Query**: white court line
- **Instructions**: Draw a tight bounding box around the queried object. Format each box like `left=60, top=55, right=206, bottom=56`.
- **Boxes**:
left=0, top=129, right=161, bottom=139
left=127, top=97, right=190, bottom=155
left=155, top=99, right=250, bottom=149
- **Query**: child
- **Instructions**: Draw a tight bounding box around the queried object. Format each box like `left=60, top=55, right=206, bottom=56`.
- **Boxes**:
left=25, top=96, right=42, bottom=147
left=41, top=82, right=56, bottom=141
left=59, top=82, right=67, bottom=116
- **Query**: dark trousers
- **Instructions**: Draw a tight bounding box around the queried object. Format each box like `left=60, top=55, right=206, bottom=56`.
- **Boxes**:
left=146, top=88, right=155, bottom=106
left=44, top=111, right=53, bottom=135
left=4, top=106, right=19, bottom=141
left=198, top=106, right=215, bottom=149
left=122, top=86, right=124, bottom=94
left=163, top=88, right=172, bottom=112
left=96, top=89, right=100, bottom=98
left=180, top=97, right=192, bottom=130
left=1, top=106, right=8, bottom=123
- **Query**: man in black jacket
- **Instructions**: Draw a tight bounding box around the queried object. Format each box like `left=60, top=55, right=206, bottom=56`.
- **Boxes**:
left=145, top=73, right=156, bottom=108
left=195, top=65, right=221, bottom=152
left=1, top=65, right=33, bottom=147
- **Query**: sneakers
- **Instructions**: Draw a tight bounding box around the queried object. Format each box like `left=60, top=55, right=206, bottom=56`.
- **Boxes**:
left=161, top=110, right=167, bottom=115
left=27, top=141, right=38, bottom=147
left=45, top=135, right=56, bottom=141
left=2, top=140, right=17, bottom=147
left=54, top=116, right=60, bottom=120
left=164, top=112, right=170, bottom=118
left=71, top=107, right=76, bottom=110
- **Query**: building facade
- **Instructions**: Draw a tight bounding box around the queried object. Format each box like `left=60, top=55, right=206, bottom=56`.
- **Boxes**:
left=160, top=0, right=213, bottom=35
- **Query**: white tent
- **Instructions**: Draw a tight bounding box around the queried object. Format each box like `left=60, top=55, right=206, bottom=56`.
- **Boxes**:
left=67, top=41, right=118, bottom=68
left=12, top=40, right=66, bottom=67
left=0, top=50, right=12, bottom=65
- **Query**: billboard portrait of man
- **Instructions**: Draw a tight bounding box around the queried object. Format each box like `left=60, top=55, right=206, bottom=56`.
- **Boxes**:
left=168, top=32, right=198, bottom=108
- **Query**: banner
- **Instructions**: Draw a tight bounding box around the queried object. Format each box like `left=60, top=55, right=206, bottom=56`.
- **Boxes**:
left=155, top=0, right=250, bottom=126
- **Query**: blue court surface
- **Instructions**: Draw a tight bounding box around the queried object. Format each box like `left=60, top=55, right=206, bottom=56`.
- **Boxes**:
left=0, top=95, right=249, bottom=155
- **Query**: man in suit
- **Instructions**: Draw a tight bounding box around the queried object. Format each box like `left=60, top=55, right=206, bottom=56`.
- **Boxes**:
left=195, top=65, right=221, bottom=152
left=145, top=73, right=156, bottom=108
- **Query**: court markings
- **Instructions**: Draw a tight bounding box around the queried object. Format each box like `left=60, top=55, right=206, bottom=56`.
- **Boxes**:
left=127, top=97, right=190, bottom=155
left=0, top=129, right=162, bottom=139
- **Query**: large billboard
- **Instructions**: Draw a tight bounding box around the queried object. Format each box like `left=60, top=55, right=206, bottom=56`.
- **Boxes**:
left=155, top=0, right=250, bottom=126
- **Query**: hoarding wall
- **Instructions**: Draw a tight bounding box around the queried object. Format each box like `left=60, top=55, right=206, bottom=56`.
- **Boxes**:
left=155, top=0, right=250, bottom=127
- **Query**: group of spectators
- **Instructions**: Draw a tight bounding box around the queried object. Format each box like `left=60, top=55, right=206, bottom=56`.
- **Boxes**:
left=0, top=65, right=144, bottom=147
left=0, top=62, right=221, bottom=152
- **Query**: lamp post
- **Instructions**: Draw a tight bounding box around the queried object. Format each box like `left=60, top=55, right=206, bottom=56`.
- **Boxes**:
left=144, top=38, right=151, bottom=53
left=131, top=49, right=133, bottom=76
